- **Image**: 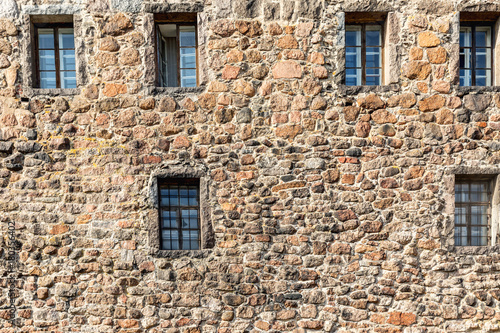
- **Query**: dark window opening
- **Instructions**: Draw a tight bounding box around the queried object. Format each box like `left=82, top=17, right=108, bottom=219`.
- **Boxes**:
left=34, top=23, right=76, bottom=89
left=158, top=178, right=200, bottom=250
left=455, top=178, right=492, bottom=246
left=155, top=14, right=197, bottom=88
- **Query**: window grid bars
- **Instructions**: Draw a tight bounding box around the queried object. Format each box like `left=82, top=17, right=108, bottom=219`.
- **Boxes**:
left=158, top=179, right=201, bottom=250
left=455, top=181, right=491, bottom=246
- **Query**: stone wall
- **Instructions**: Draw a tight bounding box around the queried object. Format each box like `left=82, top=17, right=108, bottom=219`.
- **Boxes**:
left=0, top=0, right=500, bottom=332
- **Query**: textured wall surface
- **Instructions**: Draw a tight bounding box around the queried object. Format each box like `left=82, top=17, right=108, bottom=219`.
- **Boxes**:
left=1, top=0, right=500, bottom=332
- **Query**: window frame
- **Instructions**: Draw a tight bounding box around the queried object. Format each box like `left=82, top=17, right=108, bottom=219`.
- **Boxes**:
left=345, top=22, right=384, bottom=86
left=157, top=178, right=201, bottom=251
left=154, top=13, right=198, bottom=88
left=454, top=177, right=493, bottom=246
left=459, top=22, right=495, bottom=87
left=33, top=22, right=75, bottom=89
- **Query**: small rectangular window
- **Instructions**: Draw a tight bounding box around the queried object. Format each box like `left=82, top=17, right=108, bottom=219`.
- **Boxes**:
left=34, top=23, right=76, bottom=89
left=460, top=24, right=493, bottom=86
left=158, top=179, right=200, bottom=250
left=345, top=23, right=383, bottom=86
left=155, top=13, right=197, bottom=88
left=455, top=178, right=492, bottom=246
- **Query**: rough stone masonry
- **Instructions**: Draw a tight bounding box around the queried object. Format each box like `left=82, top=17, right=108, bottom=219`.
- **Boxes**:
left=0, top=0, right=500, bottom=332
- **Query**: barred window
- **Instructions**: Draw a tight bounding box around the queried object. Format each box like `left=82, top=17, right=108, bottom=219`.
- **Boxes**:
left=158, top=179, right=200, bottom=250
left=455, top=179, right=491, bottom=246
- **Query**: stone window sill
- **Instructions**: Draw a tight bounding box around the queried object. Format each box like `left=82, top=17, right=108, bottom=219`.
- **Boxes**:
left=24, top=87, right=80, bottom=98
left=339, top=84, right=400, bottom=96
left=156, top=249, right=212, bottom=259
left=148, top=86, right=205, bottom=96
left=456, top=86, right=500, bottom=94
left=451, top=246, right=500, bottom=255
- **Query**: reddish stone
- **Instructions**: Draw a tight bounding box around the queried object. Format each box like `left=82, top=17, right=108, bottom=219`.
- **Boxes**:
left=236, top=171, right=254, bottom=180
left=103, top=83, right=127, bottom=97
left=268, top=22, right=283, bottom=35
left=115, top=109, right=136, bottom=127
left=172, top=135, right=191, bottom=149
left=308, top=52, right=325, bottom=64
left=235, top=20, right=263, bottom=37
left=427, top=46, right=447, bottom=64
left=272, top=61, right=302, bottom=79
left=226, top=49, right=244, bottom=63
left=212, top=19, right=235, bottom=37
left=432, top=80, right=450, bottom=93
left=358, top=94, right=385, bottom=110
left=313, top=66, right=328, bottom=79
left=409, top=47, right=423, bottom=60
left=356, top=121, right=371, bottom=138
left=143, top=155, right=162, bottom=164
left=436, top=108, right=454, bottom=124
left=330, top=242, right=352, bottom=254
left=121, top=240, right=136, bottom=250
left=418, top=31, right=440, bottom=47
left=419, top=95, right=445, bottom=112
left=276, top=124, right=302, bottom=139
left=402, top=61, right=431, bottom=80
left=302, top=77, right=322, bottom=95
left=277, top=35, right=298, bottom=49
left=323, top=169, right=340, bottom=183
left=334, top=209, right=357, bottom=221
left=272, top=181, right=306, bottom=192
left=102, top=13, right=133, bottom=36
left=50, top=138, right=70, bottom=150
left=99, top=36, right=119, bottom=52
left=222, top=65, right=240, bottom=80
left=295, top=22, right=314, bottom=37
left=50, top=225, right=69, bottom=235
left=371, top=109, right=397, bottom=124
left=211, top=169, right=227, bottom=182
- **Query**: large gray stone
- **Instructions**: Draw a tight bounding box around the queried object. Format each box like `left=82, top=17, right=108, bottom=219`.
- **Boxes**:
left=463, top=94, right=491, bottom=112
left=0, top=0, right=18, bottom=18
left=110, top=0, right=142, bottom=13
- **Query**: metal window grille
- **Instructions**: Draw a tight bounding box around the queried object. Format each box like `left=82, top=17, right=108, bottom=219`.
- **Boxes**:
left=455, top=180, right=491, bottom=246
left=158, top=178, right=201, bottom=250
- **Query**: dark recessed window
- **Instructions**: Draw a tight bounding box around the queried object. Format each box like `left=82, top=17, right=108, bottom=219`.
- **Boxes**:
left=155, top=13, right=197, bottom=87
left=158, top=178, right=200, bottom=250
left=455, top=178, right=492, bottom=246
left=460, top=24, right=493, bottom=86
left=345, top=23, right=383, bottom=86
left=34, top=23, right=76, bottom=89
